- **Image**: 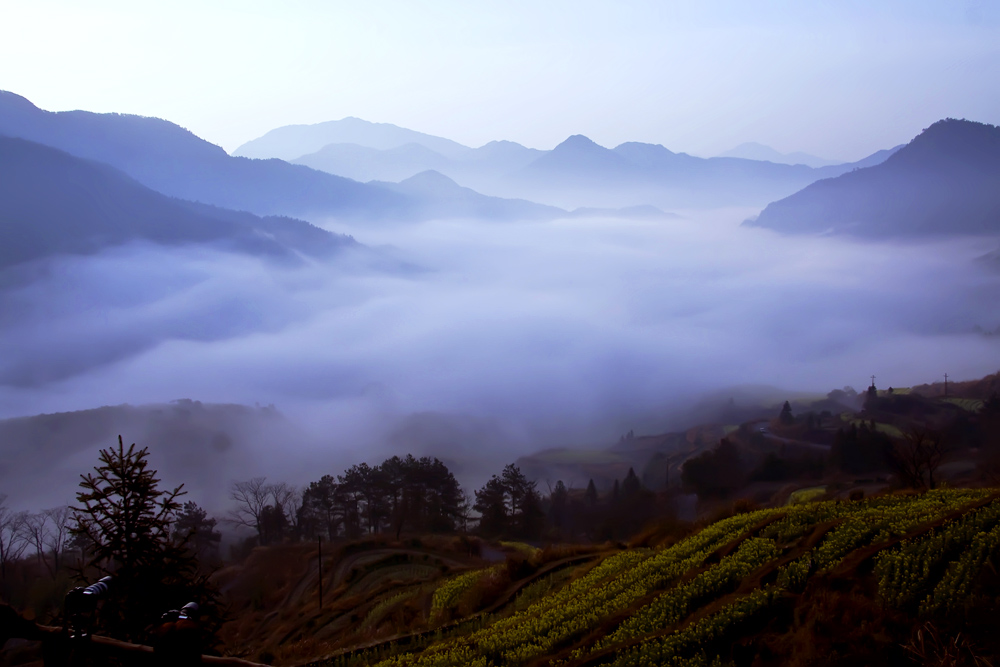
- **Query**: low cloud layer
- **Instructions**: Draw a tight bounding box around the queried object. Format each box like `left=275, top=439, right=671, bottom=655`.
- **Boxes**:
left=2, top=209, right=999, bottom=504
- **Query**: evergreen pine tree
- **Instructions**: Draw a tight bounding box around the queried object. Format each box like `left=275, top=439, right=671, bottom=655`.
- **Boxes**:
left=779, top=401, right=794, bottom=425
left=72, top=436, right=216, bottom=641
left=622, top=468, right=641, bottom=498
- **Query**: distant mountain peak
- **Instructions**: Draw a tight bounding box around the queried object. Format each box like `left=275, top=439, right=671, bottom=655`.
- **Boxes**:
left=234, top=116, right=471, bottom=161
left=748, top=117, right=1000, bottom=237
left=398, top=169, right=460, bottom=188
left=0, top=90, right=41, bottom=112
left=718, top=141, right=841, bottom=168
left=893, top=118, right=1000, bottom=167
left=554, top=135, right=604, bottom=151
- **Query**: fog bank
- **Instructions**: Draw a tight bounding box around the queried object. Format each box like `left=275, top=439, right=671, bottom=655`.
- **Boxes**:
left=1, top=208, right=999, bottom=502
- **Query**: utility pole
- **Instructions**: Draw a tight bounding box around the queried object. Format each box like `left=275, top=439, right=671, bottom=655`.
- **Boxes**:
left=944, top=373, right=949, bottom=397
left=870, top=375, right=876, bottom=389
left=317, top=536, right=323, bottom=609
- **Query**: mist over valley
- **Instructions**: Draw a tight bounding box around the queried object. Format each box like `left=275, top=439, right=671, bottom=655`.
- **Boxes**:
left=6, top=6, right=1000, bottom=664
left=2, top=93, right=1000, bottom=513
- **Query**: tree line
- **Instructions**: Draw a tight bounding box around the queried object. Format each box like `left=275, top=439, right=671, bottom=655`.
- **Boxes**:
left=228, top=454, right=467, bottom=546
left=2, top=434, right=684, bottom=638
left=226, top=457, right=677, bottom=548
left=679, top=393, right=1000, bottom=500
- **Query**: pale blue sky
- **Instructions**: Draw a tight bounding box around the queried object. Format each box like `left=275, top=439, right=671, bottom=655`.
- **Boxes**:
left=0, top=0, right=997, bottom=159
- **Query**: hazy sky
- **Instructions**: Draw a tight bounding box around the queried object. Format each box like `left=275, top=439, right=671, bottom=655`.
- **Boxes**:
left=1, top=1, right=998, bottom=160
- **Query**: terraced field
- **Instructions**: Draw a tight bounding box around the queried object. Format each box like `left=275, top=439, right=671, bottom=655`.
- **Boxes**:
left=308, top=489, right=1000, bottom=667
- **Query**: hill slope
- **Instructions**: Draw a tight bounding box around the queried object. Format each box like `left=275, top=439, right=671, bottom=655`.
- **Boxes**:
left=379, top=170, right=566, bottom=221
left=747, top=119, right=1000, bottom=237
left=0, top=400, right=305, bottom=512
left=0, top=136, right=356, bottom=270
left=253, top=489, right=1000, bottom=667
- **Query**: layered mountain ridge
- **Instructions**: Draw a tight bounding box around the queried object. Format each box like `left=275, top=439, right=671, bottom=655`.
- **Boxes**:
left=0, top=91, right=411, bottom=221
left=0, top=136, right=357, bottom=270
left=242, top=116, right=902, bottom=210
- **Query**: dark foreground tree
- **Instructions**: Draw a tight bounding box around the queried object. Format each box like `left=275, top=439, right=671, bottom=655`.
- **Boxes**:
left=681, top=439, right=745, bottom=499
left=473, top=475, right=509, bottom=536
left=296, top=455, right=465, bottom=540
left=830, top=421, right=893, bottom=474
left=473, top=464, right=544, bottom=539
left=72, top=436, right=217, bottom=641
left=886, top=428, right=949, bottom=490
left=779, top=401, right=795, bottom=425
left=173, top=502, right=222, bottom=565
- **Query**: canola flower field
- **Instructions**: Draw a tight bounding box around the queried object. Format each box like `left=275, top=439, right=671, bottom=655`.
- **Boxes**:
left=321, top=489, right=1000, bottom=667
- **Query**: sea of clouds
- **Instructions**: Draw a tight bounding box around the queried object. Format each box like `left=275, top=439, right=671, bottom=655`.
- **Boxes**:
left=1, top=208, right=999, bottom=505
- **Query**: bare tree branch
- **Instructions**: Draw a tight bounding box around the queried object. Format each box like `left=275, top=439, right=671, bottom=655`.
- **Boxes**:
left=42, top=506, right=72, bottom=573
left=228, top=477, right=269, bottom=542
left=20, top=512, right=52, bottom=575
left=0, top=495, right=30, bottom=582
left=887, top=427, right=950, bottom=490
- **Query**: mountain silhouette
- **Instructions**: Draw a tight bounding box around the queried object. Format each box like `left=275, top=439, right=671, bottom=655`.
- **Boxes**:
left=234, top=116, right=472, bottom=161
left=522, top=135, right=636, bottom=183
left=379, top=170, right=565, bottom=221
left=293, top=142, right=454, bottom=183
left=504, top=135, right=900, bottom=209
left=746, top=119, right=1000, bottom=237
left=0, top=136, right=356, bottom=270
left=237, top=115, right=902, bottom=210
left=291, top=138, right=543, bottom=191
left=0, top=91, right=410, bottom=220
left=718, top=142, right=842, bottom=168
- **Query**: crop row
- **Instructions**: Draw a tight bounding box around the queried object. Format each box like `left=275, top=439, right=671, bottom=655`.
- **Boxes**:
left=808, top=489, right=992, bottom=571
left=875, top=499, right=1000, bottom=609
left=429, top=566, right=499, bottom=620
left=372, top=490, right=993, bottom=667
left=921, top=519, right=1000, bottom=614
left=375, top=510, right=777, bottom=666
left=608, top=586, right=781, bottom=667
left=580, top=537, right=780, bottom=658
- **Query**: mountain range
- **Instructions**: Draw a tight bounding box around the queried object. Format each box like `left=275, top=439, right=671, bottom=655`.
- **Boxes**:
left=507, top=135, right=902, bottom=209
left=747, top=119, right=1000, bottom=237
left=0, top=92, right=638, bottom=225
left=0, top=92, right=689, bottom=235
left=0, top=91, right=413, bottom=221
left=4, top=89, right=999, bottom=241
left=235, top=116, right=903, bottom=210
left=292, top=139, right=544, bottom=190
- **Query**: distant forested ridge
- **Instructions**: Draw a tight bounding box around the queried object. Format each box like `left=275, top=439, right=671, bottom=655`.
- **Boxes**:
left=747, top=118, right=1000, bottom=237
